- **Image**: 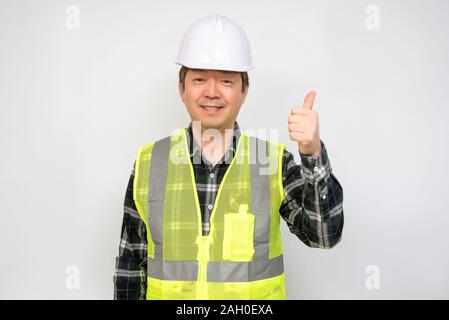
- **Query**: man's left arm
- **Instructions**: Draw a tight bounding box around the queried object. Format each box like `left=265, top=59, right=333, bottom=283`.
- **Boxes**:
left=279, top=141, right=344, bottom=248
left=281, top=91, right=344, bottom=248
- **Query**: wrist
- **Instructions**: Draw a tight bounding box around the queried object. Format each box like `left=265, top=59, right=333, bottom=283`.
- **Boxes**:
left=299, top=141, right=322, bottom=157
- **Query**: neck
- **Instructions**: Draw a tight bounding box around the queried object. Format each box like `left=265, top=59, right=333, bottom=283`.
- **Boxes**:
left=191, top=120, right=235, bottom=166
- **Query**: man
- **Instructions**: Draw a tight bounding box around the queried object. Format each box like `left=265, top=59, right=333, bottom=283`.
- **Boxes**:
left=114, top=14, right=344, bottom=300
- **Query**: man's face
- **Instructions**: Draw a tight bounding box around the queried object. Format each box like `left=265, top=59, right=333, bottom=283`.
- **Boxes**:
left=179, top=69, right=248, bottom=131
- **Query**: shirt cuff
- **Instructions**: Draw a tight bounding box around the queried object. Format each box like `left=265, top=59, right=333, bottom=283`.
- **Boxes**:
left=299, top=139, right=330, bottom=183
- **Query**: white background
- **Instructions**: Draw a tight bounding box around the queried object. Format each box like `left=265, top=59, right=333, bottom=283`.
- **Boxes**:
left=1, top=0, right=448, bottom=299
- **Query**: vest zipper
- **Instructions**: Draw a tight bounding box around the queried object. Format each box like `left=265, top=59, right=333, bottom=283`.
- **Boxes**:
left=196, top=235, right=211, bottom=299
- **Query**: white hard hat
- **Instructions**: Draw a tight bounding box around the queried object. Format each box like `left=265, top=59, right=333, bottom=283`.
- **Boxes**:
left=175, top=14, right=254, bottom=72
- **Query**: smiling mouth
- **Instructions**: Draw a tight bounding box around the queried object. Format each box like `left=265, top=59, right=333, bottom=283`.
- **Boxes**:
left=201, top=105, right=224, bottom=112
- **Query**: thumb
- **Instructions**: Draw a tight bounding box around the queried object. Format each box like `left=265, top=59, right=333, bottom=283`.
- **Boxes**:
left=303, top=91, right=317, bottom=110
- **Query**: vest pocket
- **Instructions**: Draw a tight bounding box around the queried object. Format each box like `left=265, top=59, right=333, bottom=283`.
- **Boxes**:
left=222, top=212, right=255, bottom=261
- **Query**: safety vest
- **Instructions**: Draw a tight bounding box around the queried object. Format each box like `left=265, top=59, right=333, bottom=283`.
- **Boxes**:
left=133, top=128, right=286, bottom=299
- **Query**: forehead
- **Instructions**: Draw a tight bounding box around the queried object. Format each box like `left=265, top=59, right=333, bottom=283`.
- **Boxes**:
left=188, top=68, right=240, bottom=77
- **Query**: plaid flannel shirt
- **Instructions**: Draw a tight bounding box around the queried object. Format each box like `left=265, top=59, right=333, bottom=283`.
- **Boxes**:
left=114, top=121, right=344, bottom=299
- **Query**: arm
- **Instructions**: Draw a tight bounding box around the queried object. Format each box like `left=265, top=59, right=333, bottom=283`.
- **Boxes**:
left=279, top=140, right=344, bottom=248
left=113, top=162, right=148, bottom=299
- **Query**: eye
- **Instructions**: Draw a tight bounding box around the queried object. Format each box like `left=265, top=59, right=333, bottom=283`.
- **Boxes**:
left=222, top=80, right=233, bottom=85
left=193, top=78, right=205, bottom=82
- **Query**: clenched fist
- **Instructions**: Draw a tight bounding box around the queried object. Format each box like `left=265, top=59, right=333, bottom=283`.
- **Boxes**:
left=288, top=91, right=322, bottom=157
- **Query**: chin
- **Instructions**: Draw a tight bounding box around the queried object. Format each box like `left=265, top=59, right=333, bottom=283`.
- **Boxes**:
left=200, top=119, right=222, bottom=128
left=197, top=118, right=225, bottom=129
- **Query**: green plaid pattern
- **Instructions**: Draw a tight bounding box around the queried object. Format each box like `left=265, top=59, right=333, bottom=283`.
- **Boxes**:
left=113, top=121, right=344, bottom=299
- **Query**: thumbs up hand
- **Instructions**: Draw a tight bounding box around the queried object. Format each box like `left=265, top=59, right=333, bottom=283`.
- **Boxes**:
left=288, top=91, right=322, bottom=157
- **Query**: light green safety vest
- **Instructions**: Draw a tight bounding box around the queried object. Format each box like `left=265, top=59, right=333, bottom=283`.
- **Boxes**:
left=133, top=128, right=286, bottom=299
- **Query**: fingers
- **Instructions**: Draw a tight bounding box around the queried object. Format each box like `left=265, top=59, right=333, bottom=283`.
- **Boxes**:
left=288, top=122, right=311, bottom=132
left=288, top=91, right=319, bottom=146
left=291, top=106, right=312, bottom=115
left=288, top=113, right=317, bottom=124
left=289, top=131, right=314, bottom=144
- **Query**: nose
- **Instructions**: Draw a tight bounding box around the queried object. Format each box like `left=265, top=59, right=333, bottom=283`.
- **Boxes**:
left=204, top=79, right=221, bottom=98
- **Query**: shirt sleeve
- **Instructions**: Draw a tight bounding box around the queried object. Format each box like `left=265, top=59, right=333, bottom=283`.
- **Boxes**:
left=279, top=140, right=344, bottom=248
left=113, top=162, right=148, bottom=300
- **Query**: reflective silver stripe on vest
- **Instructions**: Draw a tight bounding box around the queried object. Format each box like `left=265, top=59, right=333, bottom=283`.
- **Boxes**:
left=148, top=259, right=198, bottom=281
left=207, top=255, right=284, bottom=282
left=148, top=256, right=283, bottom=282
left=148, top=136, right=172, bottom=260
left=249, top=136, right=271, bottom=261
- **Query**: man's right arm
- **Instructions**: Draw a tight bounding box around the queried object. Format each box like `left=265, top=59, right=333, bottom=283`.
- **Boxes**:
left=113, top=162, right=148, bottom=300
